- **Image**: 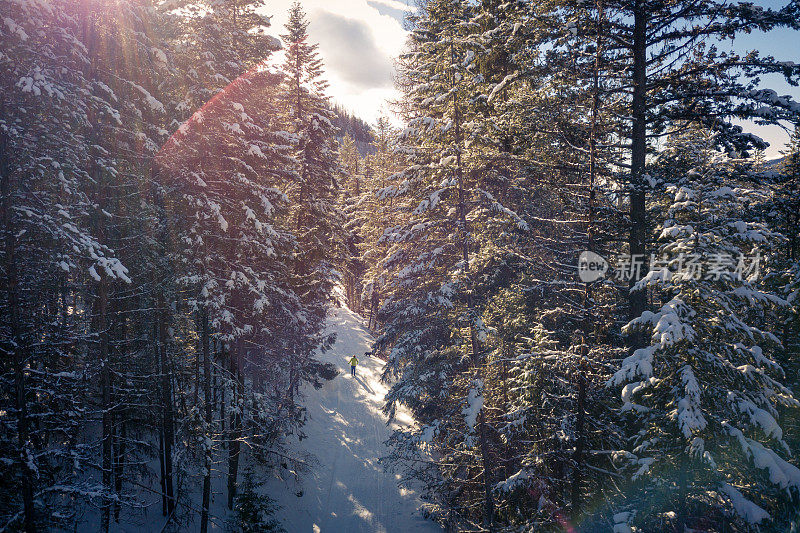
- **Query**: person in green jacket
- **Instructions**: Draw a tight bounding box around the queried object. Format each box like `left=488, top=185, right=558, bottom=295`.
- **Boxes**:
left=348, top=355, right=358, bottom=377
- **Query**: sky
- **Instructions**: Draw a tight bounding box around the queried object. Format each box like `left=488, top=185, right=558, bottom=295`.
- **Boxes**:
left=263, top=0, right=798, bottom=159
left=264, top=0, right=411, bottom=125
left=725, top=25, right=800, bottom=159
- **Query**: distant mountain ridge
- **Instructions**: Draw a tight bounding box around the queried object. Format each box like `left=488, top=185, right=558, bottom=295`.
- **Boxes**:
left=332, top=104, right=375, bottom=156
left=765, top=156, right=786, bottom=170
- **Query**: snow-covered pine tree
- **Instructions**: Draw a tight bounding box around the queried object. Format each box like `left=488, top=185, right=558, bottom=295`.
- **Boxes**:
left=279, top=2, right=344, bottom=406
left=560, top=0, right=800, bottom=337
left=234, top=468, right=284, bottom=532
left=377, top=0, right=539, bottom=528
left=339, top=133, right=360, bottom=179
left=0, top=0, right=143, bottom=528
left=338, top=132, right=367, bottom=312
left=345, top=115, right=404, bottom=325
left=72, top=2, right=180, bottom=526
left=773, top=125, right=800, bottom=489
left=158, top=1, right=305, bottom=527
left=778, top=126, right=800, bottom=266
left=156, top=64, right=303, bottom=521
left=428, top=0, right=628, bottom=526
left=149, top=21, right=341, bottom=522
left=541, top=0, right=800, bottom=524
left=165, top=0, right=279, bottom=119
left=609, top=125, right=800, bottom=531
left=484, top=175, right=626, bottom=529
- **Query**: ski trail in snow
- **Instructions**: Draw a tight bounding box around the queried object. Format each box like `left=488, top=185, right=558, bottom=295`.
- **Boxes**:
left=269, top=306, right=440, bottom=532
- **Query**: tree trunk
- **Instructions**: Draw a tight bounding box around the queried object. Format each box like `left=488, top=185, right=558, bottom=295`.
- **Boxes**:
left=158, top=392, right=167, bottom=516
left=99, top=278, right=113, bottom=533
left=112, top=307, right=128, bottom=523
left=159, top=305, right=175, bottom=518
left=448, top=34, right=495, bottom=527
left=571, top=347, right=587, bottom=518
left=289, top=346, right=297, bottom=407
left=677, top=453, right=690, bottom=532
left=369, top=290, right=379, bottom=331
left=500, top=338, right=513, bottom=481
left=629, top=0, right=648, bottom=343
left=114, top=417, right=126, bottom=522
left=194, top=324, right=200, bottom=408
left=572, top=1, right=602, bottom=518
left=220, top=344, right=226, bottom=448
left=212, top=338, right=218, bottom=413
left=200, top=310, right=212, bottom=533
left=227, top=342, right=242, bottom=510
left=1, top=115, right=36, bottom=533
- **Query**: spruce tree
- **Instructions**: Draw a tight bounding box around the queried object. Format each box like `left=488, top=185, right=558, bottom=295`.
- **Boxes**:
left=559, top=0, right=800, bottom=339
left=234, top=468, right=285, bottom=532
left=608, top=126, right=800, bottom=530
left=347, top=116, right=403, bottom=322
left=378, top=0, right=535, bottom=527
left=280, top=2, right=344, bottom=406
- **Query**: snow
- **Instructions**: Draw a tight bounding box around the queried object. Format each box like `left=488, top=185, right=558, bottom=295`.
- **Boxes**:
left=608, top=345, right=655, bottom=386
left=478, top=188, right=529, bottom=230
left=620, top=379, right=652, bottom=412
left=193, top=173, right=207, bottom=187
left=463, top=380, right=484, bottom=431
left=4, top=17, right=29, bottom=41
left=611, top=299, right=696, bottom=387
left=267, top=307, right=440, bottom=532
left=613, top=511, right=633, bottom=533
left=247, top=144, right=266, bottom=158
left=720, top=483, right=770, bottom=524
left=18, top=75, right=42, bottom=96
left=150, top=47, right=167, bottom=65
left=724, top=422, right=800, bottom=490
left=98, top=256, right=131, bottom=283
left=676, top=365, right=706, bottom=438
left=462, top=50, right=475, bottom=66
left=487, top=71, right=519, bottom=104
left=495, top=468, right=531, bottom=492
left=709, top=186, right=734, bottom=198
left=631, top=457, right=655, bottom=480
left=743, top=344, right=782, bottom=372
left=224, top=122, right=243, bottom=135
left=729, top=392, right=782, bottom=440
left=129, top=82, right=165, bottom=113
left=567, top=21, right=578, bottom=36
left=265, top=35, right=282, bottom=50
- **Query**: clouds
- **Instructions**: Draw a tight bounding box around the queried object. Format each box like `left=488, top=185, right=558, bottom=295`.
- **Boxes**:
left=311, top=11, right=393, bottom=89
left=366, top=0, right=412, bottom=24
left=263, top=0, right=409, bottom=124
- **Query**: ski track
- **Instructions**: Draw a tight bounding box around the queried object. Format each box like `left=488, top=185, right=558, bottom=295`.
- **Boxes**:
left=268, top=306, right=441, bottom=533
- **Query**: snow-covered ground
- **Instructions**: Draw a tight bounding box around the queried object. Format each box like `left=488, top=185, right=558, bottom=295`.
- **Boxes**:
left=68, top=305, right=438, bottom=532
left=268, top=306, right=440, bottom=532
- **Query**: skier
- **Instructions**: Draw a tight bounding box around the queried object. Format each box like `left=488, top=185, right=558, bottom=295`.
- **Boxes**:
left=349, top=355, right=358, bottom=377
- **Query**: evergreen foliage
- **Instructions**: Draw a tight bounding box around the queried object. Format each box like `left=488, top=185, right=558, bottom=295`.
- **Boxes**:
left=234, top=468, right=285, bottom=533
left=1, top=0, right=799, bottom=530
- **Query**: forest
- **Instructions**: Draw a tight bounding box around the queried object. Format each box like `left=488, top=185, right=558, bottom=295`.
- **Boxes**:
left=1, top=0, right=799, bottom=531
